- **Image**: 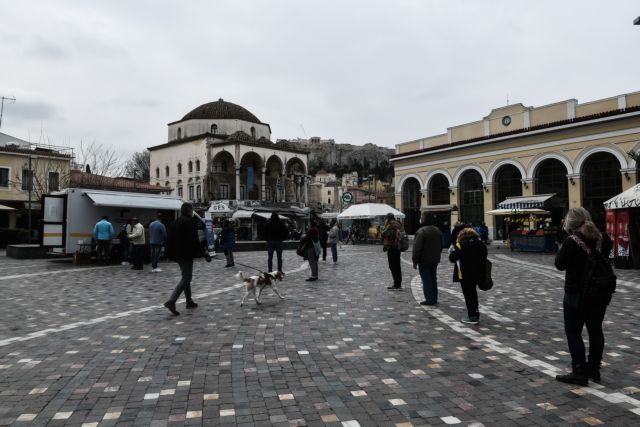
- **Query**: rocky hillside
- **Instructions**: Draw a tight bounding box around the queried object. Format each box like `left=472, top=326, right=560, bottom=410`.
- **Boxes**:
left=276, top=137, right=395, bottom=182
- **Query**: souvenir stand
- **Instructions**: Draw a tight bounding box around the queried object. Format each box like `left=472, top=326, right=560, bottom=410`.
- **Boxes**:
left=488, top=194, right=557, bottom=252
left=604, top=183, right=640, bottom=269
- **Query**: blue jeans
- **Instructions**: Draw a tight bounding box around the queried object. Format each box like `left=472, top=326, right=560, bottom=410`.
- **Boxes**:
left=330, top=243, right=338, bottom=262
left=150, top=244, right=162, bottom=269
left=267, top=241, right=283, bottom=272
left=418, top=263, right=438, bottom=304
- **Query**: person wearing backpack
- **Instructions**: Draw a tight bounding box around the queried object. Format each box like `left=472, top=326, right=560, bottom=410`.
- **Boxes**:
left=382, top=213, right=404, bottom=290
left=413, top=212, right=443, bottom=306
left=554, top=207, right=614, bottom=386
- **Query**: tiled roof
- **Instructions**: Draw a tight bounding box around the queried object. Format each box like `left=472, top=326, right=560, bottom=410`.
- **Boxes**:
left=180, top=99, right=261, bottom=123
left=69, top=170, right=170, bottom=194
left=0, top=145, right=73, bottom=159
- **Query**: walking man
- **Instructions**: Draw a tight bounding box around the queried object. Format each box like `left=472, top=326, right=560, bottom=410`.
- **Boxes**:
left=413, top=212, right=443, bottom=305
left=93, top=216, right=114, bottom=265
left=382, top=213, right=403, bottom=290
left=264, top=212, right=290, bottom=273
left=164, top=203, right=211, bottom=315
left=318, top=220, right=329, bottom=261
left=127, top=217, right=145, bottom=270
left=149, top=213, right=167, bottom=272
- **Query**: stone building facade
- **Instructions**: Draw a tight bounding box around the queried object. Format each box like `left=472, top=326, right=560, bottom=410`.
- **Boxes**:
left=391, top=91, right=640, bottom=236
left=149, top=99, right=309, bottom=207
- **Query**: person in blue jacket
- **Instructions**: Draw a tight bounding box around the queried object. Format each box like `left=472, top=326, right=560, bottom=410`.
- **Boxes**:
left=93, top=216, right=115, bottom=265
left=149, top=213, right=168, bottom=272
left=220, top=219, right=236, bottom=267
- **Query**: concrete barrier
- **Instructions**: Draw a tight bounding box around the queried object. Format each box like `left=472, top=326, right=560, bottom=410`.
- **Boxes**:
left=6, top=244, right=48, bottom=259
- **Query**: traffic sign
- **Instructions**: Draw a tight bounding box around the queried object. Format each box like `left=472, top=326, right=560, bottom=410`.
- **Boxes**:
left=342, top=192, right=353, bottom=203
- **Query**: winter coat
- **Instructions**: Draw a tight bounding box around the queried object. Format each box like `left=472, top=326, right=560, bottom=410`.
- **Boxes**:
left=413, top=224, right=442, bottom=266
left=448, top=236, right=487, bottom=284
left=127, top=223, right=145, bottom=245
left=149, top=220, right=167, bottom=245
left=318, top=223, right=329, bottom=245
left=264, top=219, right=290, bottom=242
left=165, top=215, right=202, bottom=261
left=93, top=219, right=114, bottom=241
left=382, top=220, right=402, bottom=248
left=554, top=232, right=612, bottom=294
left=219, top=226, right=236, bottom=250
left=327, top=225, right=340, bottom=245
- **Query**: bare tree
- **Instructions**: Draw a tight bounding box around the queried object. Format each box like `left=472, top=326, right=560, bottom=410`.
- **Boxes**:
left=77, top=139, right=123, bottom=177
left=124, top=150, right=150, bottom=182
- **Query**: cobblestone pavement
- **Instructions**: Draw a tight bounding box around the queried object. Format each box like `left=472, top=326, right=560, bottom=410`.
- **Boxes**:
left=1, top=245, right=639, bottom=426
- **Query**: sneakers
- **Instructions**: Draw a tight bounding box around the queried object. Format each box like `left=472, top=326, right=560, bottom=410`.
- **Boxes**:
left=164, top=301, right=179, bottom=315
left=186, top=301, right=198, bottom=309
left=461, top=316, right=479, bottom=325
left=121, top=261, right=128, bottom=266
left=151, top=268, right=162, bottom=273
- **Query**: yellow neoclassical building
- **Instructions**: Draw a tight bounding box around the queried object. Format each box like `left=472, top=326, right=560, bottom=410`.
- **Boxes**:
left=391, top=91, right=640, bottom=238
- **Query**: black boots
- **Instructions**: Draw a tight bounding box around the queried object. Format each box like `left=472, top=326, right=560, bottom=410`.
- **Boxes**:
left=556, top=361, right=588, bottom=386
left=588, top=358, right=601, bottom=382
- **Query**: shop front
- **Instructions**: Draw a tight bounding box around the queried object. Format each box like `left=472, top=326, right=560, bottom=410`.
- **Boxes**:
left=604, top=183, right=640, bottom=269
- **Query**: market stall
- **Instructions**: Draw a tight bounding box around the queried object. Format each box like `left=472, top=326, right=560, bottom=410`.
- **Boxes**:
left=488, top=194, right=558, bottom=252
left=337, top=203, right=405, bottom=243
left=604, top=183, right=640, bottom=268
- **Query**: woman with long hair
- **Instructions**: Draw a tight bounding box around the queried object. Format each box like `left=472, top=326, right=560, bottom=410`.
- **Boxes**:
left=448, top=227, right=487, bottom=324
left=554, top=207, right=614, bottom=385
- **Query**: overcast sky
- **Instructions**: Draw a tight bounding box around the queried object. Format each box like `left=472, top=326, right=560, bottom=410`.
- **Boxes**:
left=1, top=1, right=639, bottom=159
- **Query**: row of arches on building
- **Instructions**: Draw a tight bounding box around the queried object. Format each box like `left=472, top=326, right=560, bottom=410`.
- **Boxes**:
left=400, top=148, right=636, bottom=235
left=209, top=151, right=308, bottom=203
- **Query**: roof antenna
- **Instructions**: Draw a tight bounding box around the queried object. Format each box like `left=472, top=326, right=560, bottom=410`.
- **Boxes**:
left=0, top=96, right=16, bottom=129
left=300, top=124, right=308, bottom=138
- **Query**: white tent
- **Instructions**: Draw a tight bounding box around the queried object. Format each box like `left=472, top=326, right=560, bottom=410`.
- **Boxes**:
left=604, top=183, right=640, bottom=210
left=337, top=203, right=405, bottom=220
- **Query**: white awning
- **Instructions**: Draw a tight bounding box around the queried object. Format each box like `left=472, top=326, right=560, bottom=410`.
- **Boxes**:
left=0, top=203, right=15, bottom=211
left=497, top=194, right=554, bottom=210
left=253, top=212, right=288, bottom=220
left=232, top=210, right=253, bottom=219
left=84, top=191, right=183, bottom=210
left=321, top=212, right=339, bottom=219
left=604, top=183, right=640, bottom=209
left=337, top=203, right=405, bottom=220
left=486, top=208, right=551, bottom=216
left=421, top=204, right=455, bottom=212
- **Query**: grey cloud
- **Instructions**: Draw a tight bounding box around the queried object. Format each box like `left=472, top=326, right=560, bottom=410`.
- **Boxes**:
left=27, top=36, right=71, bottom=61
left=5, top=98, right=57, bottom=121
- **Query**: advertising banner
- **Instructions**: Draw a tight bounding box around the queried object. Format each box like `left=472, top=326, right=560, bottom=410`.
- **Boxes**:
left=616, top=209, right=630, bottom=260
left=204, top=212, right=216, bottom=256
left=605, top=209, right=616, bottom=257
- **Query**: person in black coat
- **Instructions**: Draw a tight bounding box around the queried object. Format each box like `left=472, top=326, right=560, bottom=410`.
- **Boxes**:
left=264, top=212, right=290, bottom=273
left=163, top=203, right=210, bottom=315
left=448, top=227, right=487, bottom=325
left=554, top=207, right=614, bottom=386
left=318, top=220, right=329, bottom=261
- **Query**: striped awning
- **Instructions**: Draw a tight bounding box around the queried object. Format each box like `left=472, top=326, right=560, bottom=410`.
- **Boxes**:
left=497, top=194, right=554, bottom=210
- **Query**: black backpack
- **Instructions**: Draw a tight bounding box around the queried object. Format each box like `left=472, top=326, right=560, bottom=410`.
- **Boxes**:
left=571, top=235, right=616, bottom=299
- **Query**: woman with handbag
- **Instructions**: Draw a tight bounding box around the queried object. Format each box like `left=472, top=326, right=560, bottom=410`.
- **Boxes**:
left=448, top=227, right=487, bottom=325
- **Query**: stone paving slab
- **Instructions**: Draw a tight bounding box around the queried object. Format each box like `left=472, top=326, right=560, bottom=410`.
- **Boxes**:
left=0, top=245, right=639, bottom=426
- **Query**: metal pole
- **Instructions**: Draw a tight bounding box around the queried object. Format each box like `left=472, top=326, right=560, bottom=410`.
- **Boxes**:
left=28, top=155, right=32, bottom=242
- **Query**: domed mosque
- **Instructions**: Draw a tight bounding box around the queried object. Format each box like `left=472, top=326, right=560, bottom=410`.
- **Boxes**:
left=148, top=99, right=309, bottom=213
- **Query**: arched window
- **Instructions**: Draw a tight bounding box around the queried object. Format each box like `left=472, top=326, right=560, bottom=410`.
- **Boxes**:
left=165, top=166, right=170, bottom=177
left=177, top=163, right=182, bottom=174
left=196, top=160, right=200, bottom=172
left=188, top=161, right=193, bottom=173
left=211, top=124, right=217, bottom=134
left=155, top=167, right=160, bottom=178
left=582, top=152, right=622, bottom=229
left=459, top=170, right=484, bottom=225
left=221, top=160, right=227, bottom=172
left=176, top=180, right=183, bottom=198
left=250, top=126, right=256, bottom=139
left=177, top=127, right=182, bottom=139
left=196, top=185, right=201, bottom=201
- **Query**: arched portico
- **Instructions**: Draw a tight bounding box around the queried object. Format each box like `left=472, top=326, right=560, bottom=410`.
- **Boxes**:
left=285, top=157, right=308, bottom=204
left=401, top=177, right=422, bottom=234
